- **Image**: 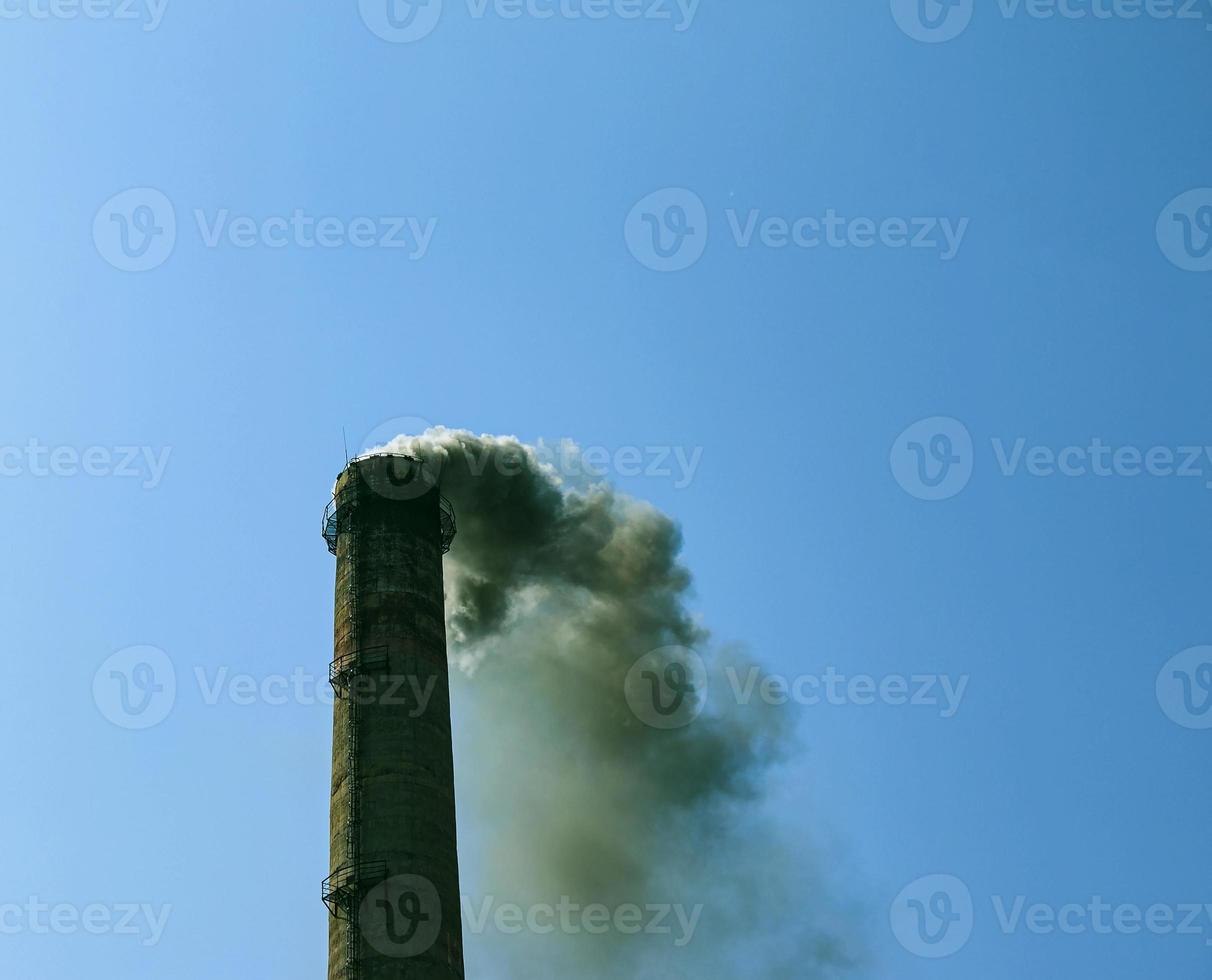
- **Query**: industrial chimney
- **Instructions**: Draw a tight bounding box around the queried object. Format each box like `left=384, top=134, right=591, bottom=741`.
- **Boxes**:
left=321, top=453, right=466, bottom=980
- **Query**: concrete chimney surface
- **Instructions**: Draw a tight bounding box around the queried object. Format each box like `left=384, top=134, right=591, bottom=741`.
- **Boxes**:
left=325, top=455, right=466, bottom=980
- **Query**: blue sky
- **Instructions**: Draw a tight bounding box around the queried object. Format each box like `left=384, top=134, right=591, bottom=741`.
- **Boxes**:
left=3, top=1, right=1212, bottom=977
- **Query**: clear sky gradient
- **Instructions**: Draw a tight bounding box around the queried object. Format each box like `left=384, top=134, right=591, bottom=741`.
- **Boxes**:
left=2, top=1, right=1211, bottom=977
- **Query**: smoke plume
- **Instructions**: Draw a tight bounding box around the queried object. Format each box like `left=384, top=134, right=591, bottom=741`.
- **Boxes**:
left=368, top=429, right=859, bottom=979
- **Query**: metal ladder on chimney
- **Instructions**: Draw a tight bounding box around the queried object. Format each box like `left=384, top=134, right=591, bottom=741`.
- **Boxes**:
left=321, top=488, right=390, bottom=978
left=343, top=500, right=365, bottom=980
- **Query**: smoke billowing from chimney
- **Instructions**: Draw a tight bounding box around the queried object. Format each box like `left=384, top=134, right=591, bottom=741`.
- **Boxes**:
left=366, top=428, right=858, bottom=979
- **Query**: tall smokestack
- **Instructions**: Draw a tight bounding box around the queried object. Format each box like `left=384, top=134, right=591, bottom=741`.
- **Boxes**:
left=321, top=453, right=465, bottom=980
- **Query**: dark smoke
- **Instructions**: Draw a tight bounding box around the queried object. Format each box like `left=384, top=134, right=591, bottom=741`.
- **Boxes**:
left=369, top=429, right=861, bottom=979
